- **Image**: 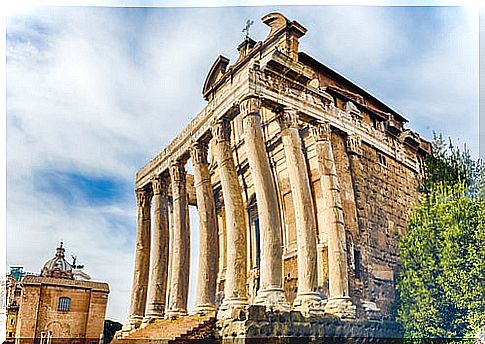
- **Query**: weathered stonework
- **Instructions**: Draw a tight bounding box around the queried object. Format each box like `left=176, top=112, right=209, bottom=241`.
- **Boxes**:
left=119, top=11, right=430, bottom=341
left=191, top=141, right=219, bottom=313
left=143, top=176, right=170, bottom=323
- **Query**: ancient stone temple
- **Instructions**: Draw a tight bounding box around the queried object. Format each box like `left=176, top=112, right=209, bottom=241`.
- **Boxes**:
left=117, top=12, right=430, bottom=342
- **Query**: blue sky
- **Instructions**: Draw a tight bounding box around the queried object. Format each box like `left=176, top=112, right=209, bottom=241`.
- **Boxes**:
left=6, top=4, right=479, bottom=322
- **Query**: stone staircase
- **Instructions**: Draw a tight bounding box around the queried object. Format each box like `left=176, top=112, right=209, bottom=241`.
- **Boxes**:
left=112, top=314, right=216, bottom=343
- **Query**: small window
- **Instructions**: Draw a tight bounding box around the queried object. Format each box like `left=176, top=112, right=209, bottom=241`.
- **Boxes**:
left=377, top=152, right=387, bottom=167
left=10, top=318, right=14, bottom=325
left=8, top=332, right=12, bottom=338
left=58, top=297, right=71, bottom=312
left=354, top=250, right=362, bottom=279
left=14, top=289, right=21, bottom=297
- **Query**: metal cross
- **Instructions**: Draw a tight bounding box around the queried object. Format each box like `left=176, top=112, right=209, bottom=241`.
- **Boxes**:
left=242, top=19, right=254, bottom=39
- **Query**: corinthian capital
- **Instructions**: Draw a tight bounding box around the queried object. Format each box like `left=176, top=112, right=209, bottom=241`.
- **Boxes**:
left=169, top=160, right=186, bottom=183
left=151, top=176, right=168, bottom=196
left=239, top=96, right=261, bottom=118
left=211, top=117, right=231, bottom=143
left=346, top=134, right=362, bottom=156
left=311, top=121, right=332, bottom=142
left=190, top=141, right=209, bottom=165
left=277, top=107, right=299, bottom=130
left=136, top=187, right=153, bottom=208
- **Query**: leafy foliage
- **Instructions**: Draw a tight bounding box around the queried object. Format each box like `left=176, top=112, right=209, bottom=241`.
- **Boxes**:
left=419, top=133, right=484, bottom=195
left=397, top=135, right=485, bottom=338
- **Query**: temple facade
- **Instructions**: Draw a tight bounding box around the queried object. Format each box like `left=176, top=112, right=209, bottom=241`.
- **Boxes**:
left=119, top=12, right=430, bottom=341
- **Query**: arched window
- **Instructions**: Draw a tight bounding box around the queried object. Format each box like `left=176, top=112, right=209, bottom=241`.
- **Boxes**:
left=58, top=297, right=71, bottom=312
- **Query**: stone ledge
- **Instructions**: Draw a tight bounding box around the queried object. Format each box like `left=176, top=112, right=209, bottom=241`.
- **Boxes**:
left=216, top=305, right=402, bottom=340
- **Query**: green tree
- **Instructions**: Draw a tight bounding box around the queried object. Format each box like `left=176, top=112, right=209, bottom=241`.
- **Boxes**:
left=419, top=133, right=483, bottom=195
left=397, top=135, right=485, bottom=338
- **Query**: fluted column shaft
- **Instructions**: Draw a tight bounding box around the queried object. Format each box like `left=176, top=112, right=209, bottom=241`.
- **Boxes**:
left=313, top=123, right=353, bottom=307
left=191, top=141, right=218, bottom=313
left=240, top=96, right=289, bottom=311
left=277, top=108, right=322, bottom=312
left=127, top=187, right=153, bottom=329
left=165, top=160, right=190, bottom=318
left=144, top=176, right=170, bottom=320
left=211, top=117, right=248, bottom=318
left=165, top=201, right=174, bottom=309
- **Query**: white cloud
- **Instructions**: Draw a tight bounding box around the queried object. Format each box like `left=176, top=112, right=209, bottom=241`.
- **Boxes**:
left=303, top=6, right=411, bottom=70
left=389, top=7, right=479, bottom=154
left=6, top=6, right=251, bottom=322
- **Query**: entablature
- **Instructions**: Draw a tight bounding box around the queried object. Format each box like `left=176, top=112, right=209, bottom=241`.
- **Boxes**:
left=136, top=12, right=429, bottom=190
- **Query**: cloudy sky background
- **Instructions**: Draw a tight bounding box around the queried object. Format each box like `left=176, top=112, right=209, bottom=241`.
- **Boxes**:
left=6, top=4, right=479, bottom=322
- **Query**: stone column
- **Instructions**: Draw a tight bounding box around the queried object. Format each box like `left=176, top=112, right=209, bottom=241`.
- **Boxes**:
left=312, top=122, right=356, bottom=318
left=165, top=159, right=190, bottom=318
left=143, top=176, right=170, bottom=323
left=277, top=107, right=324, bottom=314
left=165, top=200, right=174, bottom=311
left=125, top=187, right=153, bottom=330
left=211, top=117, right=248, bottom=319
left=240, top=96, right=289, bottom=311
left=190, top=141, right=219, bottom=313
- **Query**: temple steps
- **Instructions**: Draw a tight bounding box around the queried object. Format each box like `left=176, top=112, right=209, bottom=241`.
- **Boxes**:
left=113, top=314, right=216, bottom=343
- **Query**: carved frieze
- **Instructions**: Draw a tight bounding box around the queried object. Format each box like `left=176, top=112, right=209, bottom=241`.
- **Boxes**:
left=260, top=70, right=304, bottom=97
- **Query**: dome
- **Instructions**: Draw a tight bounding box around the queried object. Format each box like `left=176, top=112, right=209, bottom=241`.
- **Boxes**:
left=41, top=242, right=73, bottom=279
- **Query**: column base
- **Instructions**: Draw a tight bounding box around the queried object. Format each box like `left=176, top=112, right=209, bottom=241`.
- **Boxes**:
left=194, top=303, right=218, bottom=314
left=140, top=314, right=164, bottom=328
left=165, top=308, right=188, bottom=319
left=293, top=292, right=326, bottom=317
left=325, top=296, right=356, bottom=319
left=253, top=287, right=290, bottom=312
left=121, top=314, right=143, bottom=333
left=217, top=297, right=249, bottom=320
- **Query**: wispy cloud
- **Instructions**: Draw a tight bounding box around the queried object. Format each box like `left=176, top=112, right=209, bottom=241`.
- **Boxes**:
left=6, top=5, right=478, bottom=322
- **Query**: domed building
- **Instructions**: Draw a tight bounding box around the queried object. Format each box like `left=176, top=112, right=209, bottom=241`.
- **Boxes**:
left=40, top=242, right=74, bottom=279
left=6, top=243, right=110, bottom=344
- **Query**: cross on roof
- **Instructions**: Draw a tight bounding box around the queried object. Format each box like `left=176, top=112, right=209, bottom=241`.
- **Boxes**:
left=242, top=19, right=254, bottom=39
